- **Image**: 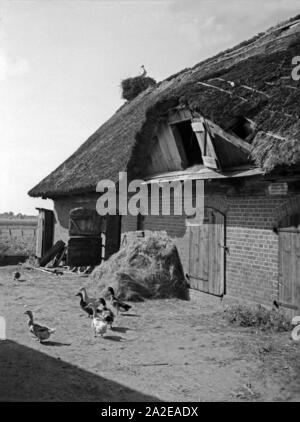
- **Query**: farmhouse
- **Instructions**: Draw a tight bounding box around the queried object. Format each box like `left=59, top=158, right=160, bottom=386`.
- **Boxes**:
left=29, top=15, right=300, bottom=308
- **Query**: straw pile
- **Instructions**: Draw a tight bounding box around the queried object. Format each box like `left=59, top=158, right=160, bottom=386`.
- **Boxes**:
left=86, top=232, right=188, bottom=301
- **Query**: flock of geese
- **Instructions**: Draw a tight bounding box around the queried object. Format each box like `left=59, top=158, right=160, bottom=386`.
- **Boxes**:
left=24, top=286, right=132, bottom=343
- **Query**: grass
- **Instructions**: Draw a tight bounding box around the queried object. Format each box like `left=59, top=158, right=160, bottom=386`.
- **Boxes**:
left=0, top=236, right=35, bottom=256
left=224, top=303, right=293, bottom=332
left=0, top=222, right=36, bottom=257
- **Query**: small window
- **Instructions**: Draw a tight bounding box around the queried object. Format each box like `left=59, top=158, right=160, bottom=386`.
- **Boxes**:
left=172, top=120, right=203, bottom=167
left=228, top=117, right=255, bottom=141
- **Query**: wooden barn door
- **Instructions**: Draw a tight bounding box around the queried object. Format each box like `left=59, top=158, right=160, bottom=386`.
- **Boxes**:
left=67, top=207, right=104, bottom=267
left=278, top=213, right=300, bottom=314
left=36, top=209, right=54, bottom=258
left=187, top=207, right=225, bottom=296
left=105, top=215, right=121, bottom=260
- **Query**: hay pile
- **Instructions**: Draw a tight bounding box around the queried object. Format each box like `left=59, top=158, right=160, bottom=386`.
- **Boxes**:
left=121, top=75, right=156, bottom=101
left=86, top=232, right=188, bottom=301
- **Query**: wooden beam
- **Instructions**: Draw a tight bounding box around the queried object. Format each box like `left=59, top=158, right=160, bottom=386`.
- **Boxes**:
left=168, top=108, right=193, bottom=124
left=170, top=125, right=189, bottom=168
left=202, top=156, right=219, bottom=170
left=204, top=118, right=252, bottom=153
left=191, top=120, right=206, bottom=155
left=191, top=119, right=221, bottom=171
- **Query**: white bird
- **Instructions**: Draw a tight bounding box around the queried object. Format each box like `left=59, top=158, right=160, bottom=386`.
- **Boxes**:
left=291, top=315, right=300, bottom=341
left=88, top=302, right=107, bottom=338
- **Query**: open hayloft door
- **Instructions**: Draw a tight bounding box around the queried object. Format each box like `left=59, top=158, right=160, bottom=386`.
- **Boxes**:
left=187, top=207, right=225, bottom=296
left=278, top=213, right=300, bottom=315
left=67, top=207, right=104, bottom=267
left=105, top=215, right=121, bottom=260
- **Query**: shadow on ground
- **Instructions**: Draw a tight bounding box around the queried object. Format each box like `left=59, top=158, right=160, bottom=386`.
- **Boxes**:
left=0, top=340, right=160, bottom=402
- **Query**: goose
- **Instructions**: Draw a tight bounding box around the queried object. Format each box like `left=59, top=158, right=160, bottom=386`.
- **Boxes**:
left=24, top=310, right=55, bottom=343
left=99, top=298, right=114, bottom=329
left=78, top=288, right=99, bottom=308
left=76, top=291, right=96, bottom=317
left=107, top=287, right=131, bottom=314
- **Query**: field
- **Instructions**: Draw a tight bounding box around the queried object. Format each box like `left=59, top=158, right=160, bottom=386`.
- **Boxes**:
left=0, top=219, right=37, bottom=257
left=0, top=265, right=300, bottom=402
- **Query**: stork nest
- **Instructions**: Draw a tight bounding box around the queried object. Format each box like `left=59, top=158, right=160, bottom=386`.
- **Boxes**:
left=121, top=75, right=156, bottom=101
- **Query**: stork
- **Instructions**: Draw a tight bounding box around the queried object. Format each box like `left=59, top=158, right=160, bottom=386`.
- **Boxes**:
left=140, top=65, right=147, bottom=77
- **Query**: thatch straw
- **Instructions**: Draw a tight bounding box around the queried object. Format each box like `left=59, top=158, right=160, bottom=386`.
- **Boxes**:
left=28, top=15, right=300, bottom=199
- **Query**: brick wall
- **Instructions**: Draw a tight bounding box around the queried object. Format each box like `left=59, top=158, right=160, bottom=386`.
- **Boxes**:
left=120, top=186, right=300, bottom=306
left=225, top=195, right=281, bottom=305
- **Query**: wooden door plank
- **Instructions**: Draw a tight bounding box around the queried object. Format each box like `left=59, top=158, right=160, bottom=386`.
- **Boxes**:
left=171, top=125, right=189, bottom=168
left=205, top=118, right=252, bottom=153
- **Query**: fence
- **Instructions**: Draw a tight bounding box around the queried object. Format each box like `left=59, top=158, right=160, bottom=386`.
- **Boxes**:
left=0, top=219, right=37, bottom=260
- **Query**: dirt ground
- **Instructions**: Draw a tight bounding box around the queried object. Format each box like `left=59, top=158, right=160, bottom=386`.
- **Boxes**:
left=0, top=265, right=299, bottom=402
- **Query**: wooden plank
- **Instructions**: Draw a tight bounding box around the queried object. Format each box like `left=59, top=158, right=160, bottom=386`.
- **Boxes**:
left=206, top=130, right=220, bottom=163
left=143, top=166, right=263, bottom=184
left=191, top=121, right=205, bottom=133
left=36, top=211, right=45, bottom=259
left=295, top=233, right=300, bottom=309
left=205, top=119, right=252, bottom=153
left=156, top=124, right=177, bottom=172
left=67, top=237, right=101, bottom=266
left=39, top=240, right=65, bottom=267
left=69, top=207, right=103, bottom=236
left=279, top=223, right=300, bottom=315
left=191, top=120, right=206, bottom=156
left=202, top=156, right=219, bottom=170
left=201, top=223, right=209, bottom=288
left=168, top=108, right=192, bottom=124
left=152, top=139, right=167, bottom=173
left=215, top=211, right=225, bottom=296
left=188, top=207, right=225, bottom=297
left=163, top=124, right=183, bottom=169
left=43, top=210, right=54, bottom=256
left=208, top=209, right=214, bottom=295
left=145, top=137, right=168, bottom=174
left=105, top=215, right=121, bottom=260
left=171, top=125, right=189, bottom=168
left=192, top=119, right=221, bottom=170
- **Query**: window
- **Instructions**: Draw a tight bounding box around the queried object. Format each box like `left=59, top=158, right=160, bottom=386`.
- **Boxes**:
left=228, top=117, right=255, bottom=141
left=171, top=120, right=203, bottom=167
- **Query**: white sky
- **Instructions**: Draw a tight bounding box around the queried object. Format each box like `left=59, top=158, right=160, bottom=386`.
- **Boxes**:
left=0, top=0, right=299, bottom=215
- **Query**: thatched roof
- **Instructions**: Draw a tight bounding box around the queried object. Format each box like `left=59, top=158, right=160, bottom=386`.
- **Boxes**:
left=29, top=15, right=300, bottom=199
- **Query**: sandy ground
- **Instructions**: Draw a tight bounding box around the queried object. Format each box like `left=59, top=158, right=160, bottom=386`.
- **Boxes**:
left=0, top=265, right=299, bottom=402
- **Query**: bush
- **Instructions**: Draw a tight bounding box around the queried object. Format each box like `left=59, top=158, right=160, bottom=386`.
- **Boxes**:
left=0, top=236, right=35, bottom=256
left=224, top=303, right=292, bottom=332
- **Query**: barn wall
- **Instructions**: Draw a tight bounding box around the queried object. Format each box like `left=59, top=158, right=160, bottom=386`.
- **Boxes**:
left=53, top=194, right=99, bottom=244
left=121, top=182, right=300, bottom=306
left=225, top=195, right=280, bottom=305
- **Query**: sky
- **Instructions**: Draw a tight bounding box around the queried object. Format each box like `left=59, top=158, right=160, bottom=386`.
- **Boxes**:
left=0, top=0, right=299, bottom=215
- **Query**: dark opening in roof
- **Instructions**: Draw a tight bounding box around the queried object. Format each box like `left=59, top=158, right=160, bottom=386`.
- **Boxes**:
left=173, top=120, right=203, bottom=166
left=228, top=117, right=255, bottom=141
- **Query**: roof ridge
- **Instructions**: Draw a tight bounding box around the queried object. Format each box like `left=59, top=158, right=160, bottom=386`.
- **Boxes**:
left=165, top=14, right=300, bottom=84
